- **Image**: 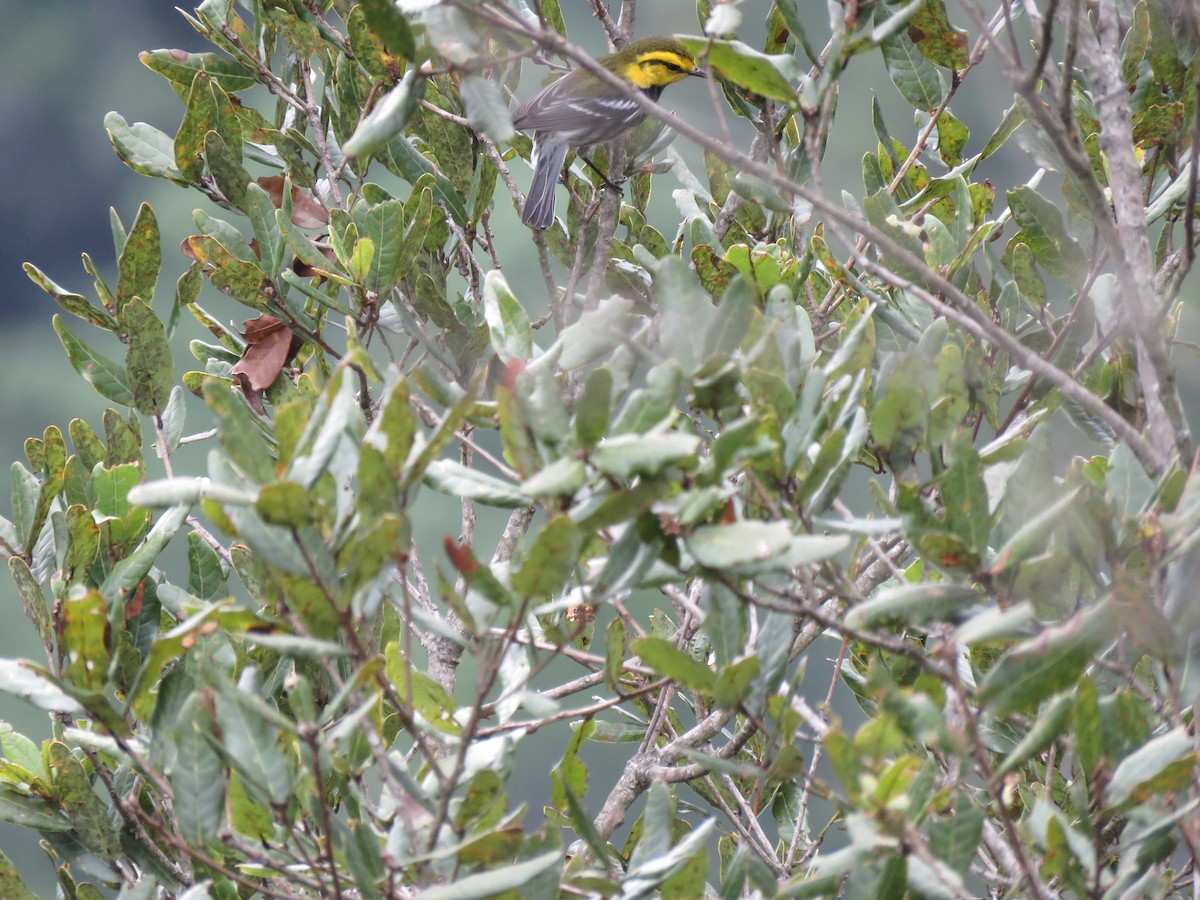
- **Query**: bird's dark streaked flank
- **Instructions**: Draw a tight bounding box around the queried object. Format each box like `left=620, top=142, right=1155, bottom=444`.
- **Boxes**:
left=511, top=37, right=704, bottom=230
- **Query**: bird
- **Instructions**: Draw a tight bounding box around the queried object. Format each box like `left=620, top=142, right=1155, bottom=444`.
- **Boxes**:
left=511, top=36, right=704, bottom=230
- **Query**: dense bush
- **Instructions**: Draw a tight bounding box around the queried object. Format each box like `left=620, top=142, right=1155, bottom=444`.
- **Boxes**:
left=4, top=1, right=1200, bottom=897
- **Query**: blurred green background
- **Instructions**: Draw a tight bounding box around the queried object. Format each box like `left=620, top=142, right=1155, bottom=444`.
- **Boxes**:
left=7, top=3, right=1195, bottom=894
left=1, top=5, right=200, bottom=890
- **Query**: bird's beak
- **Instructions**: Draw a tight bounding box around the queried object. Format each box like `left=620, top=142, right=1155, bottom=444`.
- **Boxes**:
left=690, top=67, right=706, bottom=78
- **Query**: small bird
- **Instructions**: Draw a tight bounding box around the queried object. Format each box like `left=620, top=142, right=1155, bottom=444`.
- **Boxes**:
left=511, top=37, right=704, bottom=230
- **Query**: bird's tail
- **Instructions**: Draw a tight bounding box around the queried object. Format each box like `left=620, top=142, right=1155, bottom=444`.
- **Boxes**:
left=522, top=137, right=569, bottom=229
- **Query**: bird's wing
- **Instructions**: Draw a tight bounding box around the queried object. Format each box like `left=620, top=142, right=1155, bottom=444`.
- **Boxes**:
left=512, top=71, right=642, bottom=134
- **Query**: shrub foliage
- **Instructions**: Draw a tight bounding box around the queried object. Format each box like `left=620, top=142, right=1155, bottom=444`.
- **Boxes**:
left=5, top=0, right=1200, bottom=897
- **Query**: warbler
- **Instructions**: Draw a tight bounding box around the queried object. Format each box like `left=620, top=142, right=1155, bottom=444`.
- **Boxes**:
left=512, top=37, right=704, bottom=229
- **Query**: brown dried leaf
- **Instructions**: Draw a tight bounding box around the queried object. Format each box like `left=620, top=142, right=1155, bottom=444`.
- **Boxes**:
left=230, top=314, right=302, bottom=414
left=444, top=537, right=479, bottom=575
left=293, top=244, right=337, bottom=278
left=499, top=358, right=527, bottom=391
left=255, top=175, right=329, bottom=228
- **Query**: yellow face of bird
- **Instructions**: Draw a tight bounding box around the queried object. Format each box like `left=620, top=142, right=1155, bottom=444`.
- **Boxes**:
left=615, top=46, right=701, bottom=89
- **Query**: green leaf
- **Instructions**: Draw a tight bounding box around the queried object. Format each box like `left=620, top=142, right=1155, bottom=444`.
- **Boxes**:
left=23, top=263, right=116, bottom=330
left=100, top=504, right=188, bottom=610
left=9, top=558, right=52, bottom=651
left=371, top=374, right=416, bottom=474
left=540, top=0, right=566, bottom=35
left=69, top=418, right=105, bottom=473
left=870, top=352, right=936, bottom=459
left=549, top=719, right=593, bottom=817
left=171, top=263, right=202, bottom=339
left=907, top=0, right=970, bottom=69
left=1122, top=2, right=1150, bottom=84
left=46, top=741, right=122, bottom=859
left=1145, top=0, right=1186, bottom=88
left=255, top=480, right=316, bottom=528
left=511, top=516, right=585, bottom=598
left=557, top=296, right=636, bottom=370
left=0, top=660, right=83, bottom=713
left=1106, top=726, right=1195, bottom=808
left=202, top=379, right=276, bottom=483
left=1072, top=677, right=1103, bottom=779
left=655, top=257, right=715, bottom=375
left=185, top=234, right=270, bottom=308
left=244, top=182, right=287, bottom=279
left=227, top=770, right=274, bottom=842
left=159, top=386, right=187, bottom=454
left=995, top=692, right=1073, bottom=777
left=592, top=432, right=700, bottom=479
left=520, top=457, right=586, bottom=499
left=103, top=408, right=144, bottom=468
left=0, top=726, right=43, bottom=784
left=461, top=76, right=514, bottom=142
left=341, top=513, right=409, bottom=596
left=418, top=850, right=562, bottom=900
left=350, top=197, right=410, bottom=292
left=483, top=270, right=532, bottom=362
left=104, top=110, right=186, bottom=182
left=976, top=603, right=1115, bottom=716
left=10, top=463, right=36, bottom=548
left=714, top=656, right=760, bottom=710
left=880, top=30, right=946, bottom=111
left=844, top=583, right=979, bottom=629
left=675, top=37, right=802, bottom=102
left=604, top=618, right=626, bottom=691
left=1006, top=241, right=1046, bottom=306
left=1107, top=442, right=1155, bottom=523
left=940, top=432, right=990, bottom=556
left=239, top=632, right=348, bottom=659
left=399, top=184, right=434, bottom=267
left=345, top=69, right=425, bottom=159
left=1006, top=186, right=1087, bottom=283
left=612, top=362, right=681, bottom=435
left=574, top=368, right=613, bottom=451
left=187, top=531, right=228, bottom=598
left=53, top=315, right=135, bottom=406
left=627, top=801, right=716, bottom=892
left=384, top=644, right=461, bottom=734
left=731, top=172, right=792, bottom=212
left=0, top=790, right=72, bottom=832
left=399, top=382, right=479, bottom=492
left=60, top=589, right=110, bottom=692
left=386, top=132, right=470, bottom=226
left=934, top=110, right=969, bottom=167
left=688, top=521, right=849, bottom=573
left=170, top=694, right=226, bottom=844
left=442, top=540, right=511, bottom=617
left=989, top=488, right=1080, bottom=574
left=93, top=463, right=149, bottom=548
left=925, top=796, right=982, bottom=876
left=116, top=202, right=161, bottom=309
left=205, top=130, right=250, bottom=210
left=632, top=636, right=715, bottom=693
left=215, top=682, right=293, bottom=803
left=358, top=0, right=416, bottom=59
left=980, top=100, right=1023, bottom=159
left=139, top=48, right=257, bottom=91
left=123, top=298, right=173, bottom=416
left=424, top=460, right=528, bottom=508
left=0, top=846, right=37, bottom=900
left=862, top=191, right=927, bottom=283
